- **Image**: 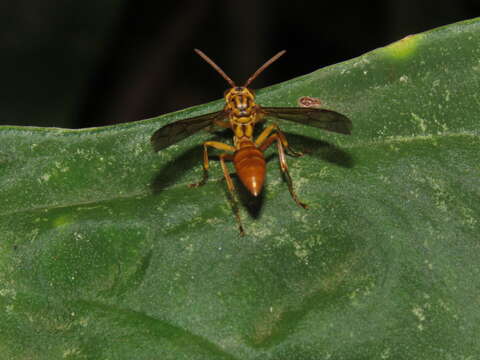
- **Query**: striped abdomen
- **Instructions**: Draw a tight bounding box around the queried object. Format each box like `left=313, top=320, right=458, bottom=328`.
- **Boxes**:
left=233, top=144, right=266, bottom=196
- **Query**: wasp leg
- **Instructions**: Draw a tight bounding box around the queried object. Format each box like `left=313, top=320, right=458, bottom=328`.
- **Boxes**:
left=189, top=141, right=235, bottom=188
left=255, top=123, right=303, bottom=157
left=219, top=153, right=245, bottom=236
left=258, top=133, right=308, bottom=209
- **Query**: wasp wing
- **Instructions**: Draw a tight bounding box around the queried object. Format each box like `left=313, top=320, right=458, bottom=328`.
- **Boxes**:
left=260, top=107, right=352, bottom=135
left=151, top=110, right=227, bottom=152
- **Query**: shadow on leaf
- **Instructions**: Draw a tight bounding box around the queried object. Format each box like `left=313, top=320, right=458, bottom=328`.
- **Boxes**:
left=150, top=132, right=353, bottom=201
left=231, top=175, right=265, bottom=220
left=285, top=133, right=354, bottom=168
left=150, top=145, right=203, bottom=194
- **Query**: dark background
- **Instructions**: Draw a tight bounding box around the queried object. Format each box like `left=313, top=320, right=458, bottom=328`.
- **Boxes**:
left=0, top=0, right=478, bottom=128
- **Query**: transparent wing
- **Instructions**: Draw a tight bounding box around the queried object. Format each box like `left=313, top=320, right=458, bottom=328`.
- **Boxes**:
left=151, top=110, right=227, bottom=152
left=260, top=107, right=352, bottom=135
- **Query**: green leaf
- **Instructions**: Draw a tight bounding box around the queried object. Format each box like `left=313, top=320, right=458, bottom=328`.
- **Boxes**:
left=1, top=18, right=480, bottom=359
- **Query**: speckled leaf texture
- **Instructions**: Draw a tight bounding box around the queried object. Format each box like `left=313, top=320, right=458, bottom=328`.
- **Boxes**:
left=1, top=18, right=479, bottom=359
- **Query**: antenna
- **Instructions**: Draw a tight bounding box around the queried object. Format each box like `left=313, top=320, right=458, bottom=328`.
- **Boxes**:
left=243, top=50, right=286, bottom=87
left=194, top=49, right=236, bottom=88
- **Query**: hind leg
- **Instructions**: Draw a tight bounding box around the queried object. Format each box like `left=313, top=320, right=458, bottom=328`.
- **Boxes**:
left=219, top=153, right=245, bottom=236
left=258, top=133, right=307, bottom=209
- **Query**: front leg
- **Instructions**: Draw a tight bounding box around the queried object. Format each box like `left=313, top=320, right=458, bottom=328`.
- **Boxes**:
left=255, top=123, right=303, bottom=157
left=189, top=141, right=236, bottom=188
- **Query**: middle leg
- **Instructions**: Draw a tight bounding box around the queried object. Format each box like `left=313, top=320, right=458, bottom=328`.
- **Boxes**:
left=189, top=141, right=235, bottom=188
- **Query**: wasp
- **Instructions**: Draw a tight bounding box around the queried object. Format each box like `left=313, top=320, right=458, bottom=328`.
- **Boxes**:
left=151, top=49, right=352, bottom=235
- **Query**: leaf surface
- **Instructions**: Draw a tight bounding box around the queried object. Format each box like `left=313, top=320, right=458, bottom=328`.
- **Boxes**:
left=1, top=18, right=479, bottom=359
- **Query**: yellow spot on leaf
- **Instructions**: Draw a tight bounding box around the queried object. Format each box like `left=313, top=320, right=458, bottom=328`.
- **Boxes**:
left=385, top=34, right=421, bottom=59
left=53, top=215, right=73, bottom=228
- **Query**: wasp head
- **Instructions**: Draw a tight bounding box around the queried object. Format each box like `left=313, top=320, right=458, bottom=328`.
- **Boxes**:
left=224, top=87, right=256, bottom=117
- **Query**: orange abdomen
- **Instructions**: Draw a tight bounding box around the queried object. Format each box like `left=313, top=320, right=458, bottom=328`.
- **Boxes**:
left=233, top=145, right=266, bottom=196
